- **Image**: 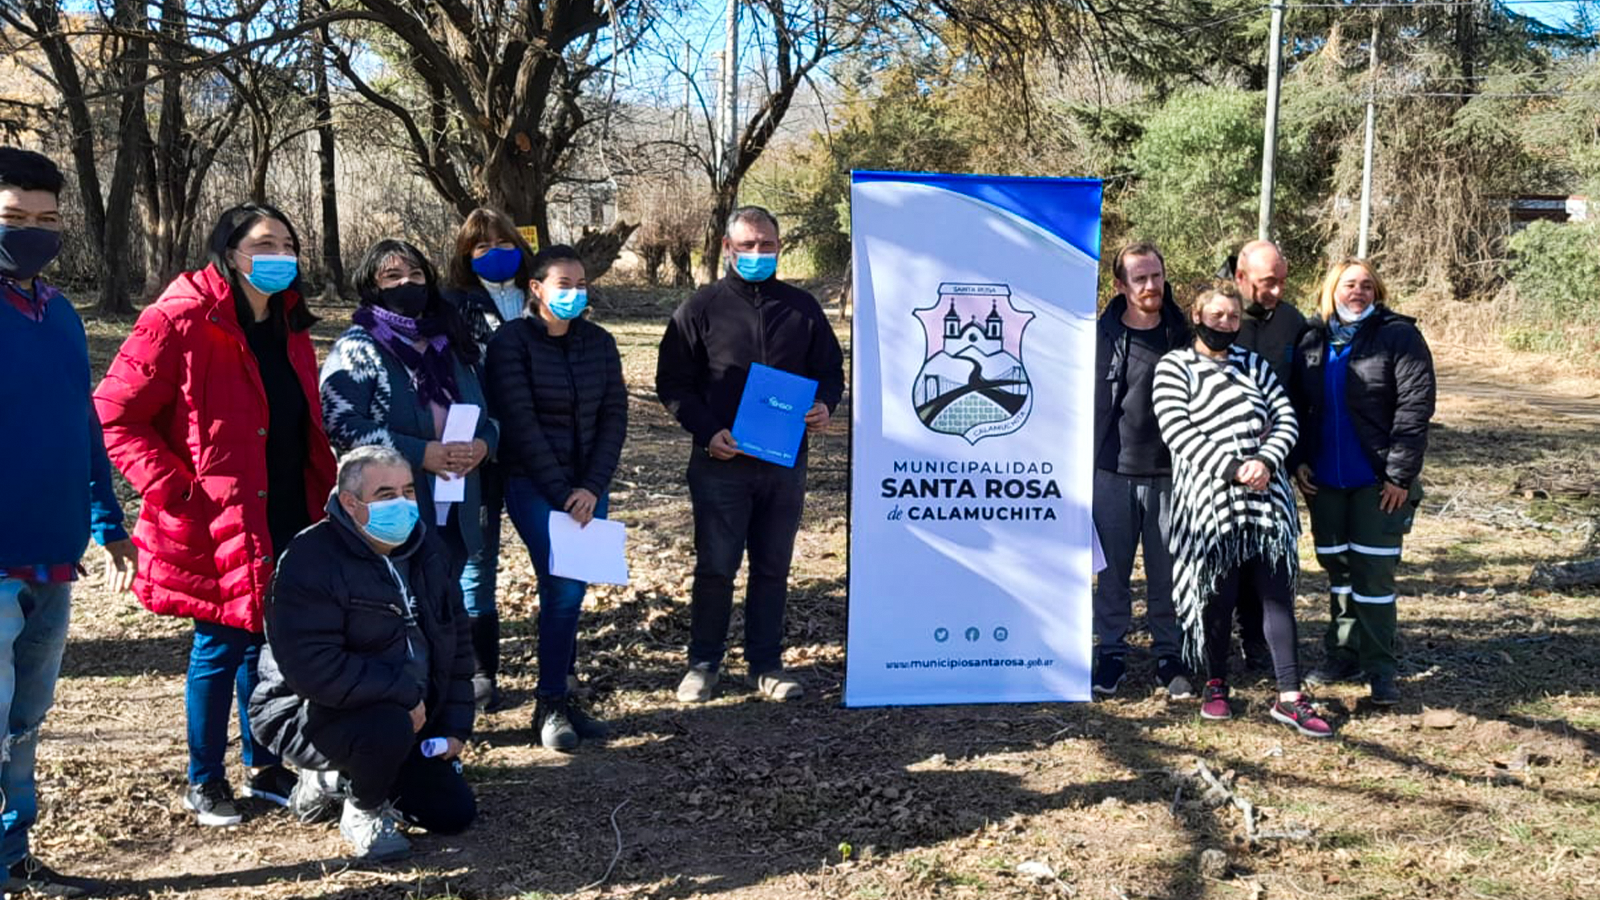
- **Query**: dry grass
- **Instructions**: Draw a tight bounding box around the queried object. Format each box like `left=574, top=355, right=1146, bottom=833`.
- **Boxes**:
left=38, top=290, right=1600, bottom=900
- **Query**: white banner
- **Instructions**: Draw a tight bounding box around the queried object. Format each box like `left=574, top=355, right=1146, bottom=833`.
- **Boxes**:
left=845, top=171, right=1102, bottom=707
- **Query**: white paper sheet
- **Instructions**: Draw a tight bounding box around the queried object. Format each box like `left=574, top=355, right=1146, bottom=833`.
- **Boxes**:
left=548, top=511, right=629, bottom=586
left=434, top=403, right=481, bottom=504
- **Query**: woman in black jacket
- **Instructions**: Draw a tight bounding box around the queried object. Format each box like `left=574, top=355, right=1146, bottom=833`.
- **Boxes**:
left=484, top=245, right=627, bottom=751
left=1290, top=258, right=1435, bottom=707
left=440, top=208, right=537, bottom=712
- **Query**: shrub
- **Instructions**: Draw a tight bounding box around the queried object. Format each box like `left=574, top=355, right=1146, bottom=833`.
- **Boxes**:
left=1506, top=220, right=1600, bottom=360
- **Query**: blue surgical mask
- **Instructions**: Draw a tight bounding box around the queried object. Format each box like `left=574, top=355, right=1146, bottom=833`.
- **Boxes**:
left=545, top=287, right=587, bottom=321
left=0, top=225, right=62, bottom=281
left=244, top=254, right=298, bottom=294
left=1334, top=301, right=1376, bottom=325
left=733, top=252, right=777, bottom=283
left=471, top=247, right=522, bottom=283
left=361, top=496, right=419, bottom=545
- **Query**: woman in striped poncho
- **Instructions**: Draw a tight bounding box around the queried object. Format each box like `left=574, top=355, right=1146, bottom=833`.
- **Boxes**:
left=1152, top=285, right=1332, bottom=738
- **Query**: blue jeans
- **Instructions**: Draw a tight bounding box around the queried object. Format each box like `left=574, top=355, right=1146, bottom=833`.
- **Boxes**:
left=0, top=579, right=72, bottom=866
left=186, top=620, right=277, bottom=785
left=502, top=476, right=608, bottom=698
left=686, top=452, right=807, bottom=674
left=459, top=464, right=503, bottom=617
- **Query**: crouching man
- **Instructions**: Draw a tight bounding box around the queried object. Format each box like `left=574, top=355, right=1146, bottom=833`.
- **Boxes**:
left=250, top=446, right=476, bottom=861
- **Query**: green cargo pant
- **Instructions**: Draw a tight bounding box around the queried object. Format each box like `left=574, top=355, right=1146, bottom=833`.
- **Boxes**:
left=1309, top=482, right=1422, bottom=679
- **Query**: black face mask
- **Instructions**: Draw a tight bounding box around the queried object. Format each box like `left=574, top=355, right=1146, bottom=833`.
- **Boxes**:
left=1245, top=300, right=1269, bottom=319
left=0, top=225, right=63, bottom=281
left=1194, top=322, right=1239, bottom=352
left=379, top=282, right=429, bottom=318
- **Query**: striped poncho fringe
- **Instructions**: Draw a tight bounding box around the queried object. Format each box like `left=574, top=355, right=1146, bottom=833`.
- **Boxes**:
left=1152, top=346, right=1301, bottom=674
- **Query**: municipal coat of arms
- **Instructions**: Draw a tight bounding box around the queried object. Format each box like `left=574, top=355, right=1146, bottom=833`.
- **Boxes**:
left=911, top=283, right=1034, bottom=444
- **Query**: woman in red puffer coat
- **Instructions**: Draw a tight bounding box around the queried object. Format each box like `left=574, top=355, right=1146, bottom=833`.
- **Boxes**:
left=94, top=204, right=336, bottom=828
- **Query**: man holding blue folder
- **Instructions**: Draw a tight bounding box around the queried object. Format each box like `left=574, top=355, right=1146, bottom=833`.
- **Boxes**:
left=656, top=206, right=844, bottom=704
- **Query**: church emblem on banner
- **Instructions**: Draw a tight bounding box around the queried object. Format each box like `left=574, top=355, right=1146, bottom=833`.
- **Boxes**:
left=912, top=283, right=1035, bottom=444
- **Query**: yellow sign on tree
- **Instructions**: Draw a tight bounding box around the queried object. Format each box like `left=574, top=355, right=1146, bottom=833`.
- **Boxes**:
left=517, top=226, right=540, bottom=250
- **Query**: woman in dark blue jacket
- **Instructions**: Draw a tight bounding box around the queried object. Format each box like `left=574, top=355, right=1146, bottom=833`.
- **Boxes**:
left=1290, top=258, right=1435, bottom=707
left=485, top=245, right=627, bottom=751
left=441, top=208, right=537, bottom=711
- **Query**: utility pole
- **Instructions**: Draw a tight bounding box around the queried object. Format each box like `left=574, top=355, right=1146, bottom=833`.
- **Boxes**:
left=681, top=40, right=693, bottom=146
left=718, top=0, right=739, bottom=183
left=1357, top=14, right=1380, bottom=258
left=1257, top=1, right=1286, bottom=240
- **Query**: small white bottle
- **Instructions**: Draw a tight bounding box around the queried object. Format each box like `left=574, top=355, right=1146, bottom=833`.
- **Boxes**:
left=420, top=737, right=449, bottom=758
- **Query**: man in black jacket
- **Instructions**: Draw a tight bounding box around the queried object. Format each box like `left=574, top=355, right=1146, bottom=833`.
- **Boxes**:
left=655, top=205, right=845, bottom=704
left=1231, top=239, right=1306, bottom=674
left=251, top=446, right=476, bottom=861
left=1092, top=242, right=1192, bottom=700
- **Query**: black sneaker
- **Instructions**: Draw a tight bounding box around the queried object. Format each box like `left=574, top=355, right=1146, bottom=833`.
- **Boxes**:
left=1092, top=654, right=1126, bottom=697
left=1368, top=672, right=1401, bottom=706
left=244, top=764, right=297, bottom=807
left=183, top=780, right=242, bottom=827
left=534, top=696, right=579, bottom=752
left=1305, top=656, right=1364, bottom=686
left=566, top=700, right=610, bottom=742
left=4, top=855, right=102, bottom=898
left=1155, top=656, right=1195, bottom=699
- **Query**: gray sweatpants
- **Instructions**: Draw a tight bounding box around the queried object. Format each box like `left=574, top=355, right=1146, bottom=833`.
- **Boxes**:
left=1091, top=469, right=1182, bottom=660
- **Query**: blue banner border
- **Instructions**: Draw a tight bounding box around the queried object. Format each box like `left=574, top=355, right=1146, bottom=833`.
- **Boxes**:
left=851, top=170, right=1103, bottom=263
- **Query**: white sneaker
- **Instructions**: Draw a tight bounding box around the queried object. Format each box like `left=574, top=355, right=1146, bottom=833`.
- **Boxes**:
left=751, top=669, right=804, bottom=702
left=291, top=768, right=344, bottom=824
left=676, top=662, right=719, bottom=703
left=340, top=799, right=411, bottom=861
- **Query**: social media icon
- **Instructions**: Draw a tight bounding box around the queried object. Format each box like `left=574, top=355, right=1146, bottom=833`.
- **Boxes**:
left=964, top=627, right=980, bottom=642
left=993, top=626, right=1009, bottom=642
left=934, top=627, right=950, bottom=643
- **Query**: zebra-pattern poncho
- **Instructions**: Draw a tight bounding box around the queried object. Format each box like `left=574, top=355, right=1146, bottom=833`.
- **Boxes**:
left=1152, top=345, right=1300, bottom=673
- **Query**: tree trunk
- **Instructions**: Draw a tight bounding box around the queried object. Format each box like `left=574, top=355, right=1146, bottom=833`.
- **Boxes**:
left=696, top=186, right=737, bottom=285
left=99, top=0, right=149, bottom=315
left=25, top=2, right=109, bottom=259
left=309, top=18, right=343, bottom=297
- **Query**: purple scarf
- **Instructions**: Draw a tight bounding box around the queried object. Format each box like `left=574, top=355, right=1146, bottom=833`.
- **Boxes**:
left=353, top=304, right=461, bottom=409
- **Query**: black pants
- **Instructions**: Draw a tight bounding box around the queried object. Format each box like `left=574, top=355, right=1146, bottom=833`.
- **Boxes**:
left=289, top=702, right=476, bottom=835
left=1202, top=555, right=1301, bottom=693
left=686, top=451, right=807, bottom=673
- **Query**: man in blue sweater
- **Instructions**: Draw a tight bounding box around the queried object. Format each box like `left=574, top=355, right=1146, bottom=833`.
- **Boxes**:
left=0, top=147, right=136, bottom=898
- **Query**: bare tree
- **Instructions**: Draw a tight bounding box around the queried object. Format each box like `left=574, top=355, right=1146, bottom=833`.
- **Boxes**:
left=4, top=0, right=150, bottom=312
left=315, top=0, right=658, bottom=247
left=139, top=0, right=246, bottom=287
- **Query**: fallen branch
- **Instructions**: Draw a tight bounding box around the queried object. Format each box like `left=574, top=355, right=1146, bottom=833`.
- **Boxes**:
left=1194, top=761, right=1256, bottom=841
left=1530, top=556, right=1600, bottom=590
left=570, top=799, right=631, bottom=895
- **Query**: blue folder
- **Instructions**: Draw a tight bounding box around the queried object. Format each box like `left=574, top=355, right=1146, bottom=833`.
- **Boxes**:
left=731, top=363, right=818, bottom=467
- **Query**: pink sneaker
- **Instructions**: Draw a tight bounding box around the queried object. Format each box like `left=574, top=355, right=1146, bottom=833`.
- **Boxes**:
left=1200, top=679, right=1231, bottom=720
left=1270, top=694, right=1334, bottom=738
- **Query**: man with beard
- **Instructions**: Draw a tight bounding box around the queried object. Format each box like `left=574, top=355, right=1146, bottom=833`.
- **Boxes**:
left=1091, top=242, right=1192, bottom=699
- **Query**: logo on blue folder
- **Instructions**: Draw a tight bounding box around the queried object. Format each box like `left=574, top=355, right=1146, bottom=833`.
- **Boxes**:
left=911, top=283, right=1034, bottom=444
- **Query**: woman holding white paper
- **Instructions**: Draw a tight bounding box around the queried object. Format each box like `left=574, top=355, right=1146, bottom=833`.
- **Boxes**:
left=484, top=245, right=627, bottom=751
left=320, top=239, right=498, bottom=586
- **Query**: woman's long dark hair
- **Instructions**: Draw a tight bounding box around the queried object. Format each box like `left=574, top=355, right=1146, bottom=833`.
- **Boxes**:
left=351, top=239, right=480, bottom=366
left=204, top=203, right=317, bottom=336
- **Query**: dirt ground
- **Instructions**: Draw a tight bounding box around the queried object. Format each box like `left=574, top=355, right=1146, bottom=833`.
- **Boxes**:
left=41, top=291, right=1600, bottom=900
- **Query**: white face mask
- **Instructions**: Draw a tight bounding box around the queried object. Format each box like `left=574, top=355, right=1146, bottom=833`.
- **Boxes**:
left=1335, top=301, right=1376, bottom=324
